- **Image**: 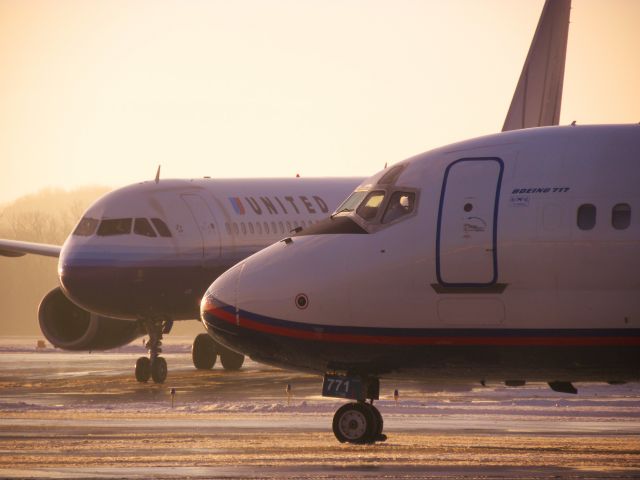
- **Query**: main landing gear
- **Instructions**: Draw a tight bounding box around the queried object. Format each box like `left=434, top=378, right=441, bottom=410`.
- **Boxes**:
left=191, top=333, right=245, bottom=371
left=323, top=373, right=387, bottom=444
left=135, top=318, right=171, bottom=384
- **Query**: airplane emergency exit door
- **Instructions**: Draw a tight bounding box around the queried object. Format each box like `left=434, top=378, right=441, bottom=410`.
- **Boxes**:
left=436, top=158, right=503, bottom=287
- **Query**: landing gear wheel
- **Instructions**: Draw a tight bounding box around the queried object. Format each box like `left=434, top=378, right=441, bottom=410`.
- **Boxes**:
left=332, top=402, right=377, bottom=444
left=192, top=333, right=217, bottom=370
left=364, top=403, right=386, bottom=442
left=220, top=349, right=245, bottom=371
left=135, top=357, right=151, bottom=383
left=151, top=357, right=168, bottom=384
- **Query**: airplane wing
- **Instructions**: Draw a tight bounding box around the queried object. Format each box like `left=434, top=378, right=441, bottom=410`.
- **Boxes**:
left=0, top=239, right=61, bottom=258
left=502, top=0, right=571, bottom=132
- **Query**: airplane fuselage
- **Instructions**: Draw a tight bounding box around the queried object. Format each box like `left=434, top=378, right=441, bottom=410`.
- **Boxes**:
left=59, top=177, right=362, bottom=321
left=202, top=125, right=640, bottom=383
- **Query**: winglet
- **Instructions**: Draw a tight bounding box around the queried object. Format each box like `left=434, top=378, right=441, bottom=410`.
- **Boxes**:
left=502, top=0, right=571, bottom=132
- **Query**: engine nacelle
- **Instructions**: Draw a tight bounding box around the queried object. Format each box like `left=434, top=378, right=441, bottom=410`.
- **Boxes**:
left=38, top=287, right=143, bottom=351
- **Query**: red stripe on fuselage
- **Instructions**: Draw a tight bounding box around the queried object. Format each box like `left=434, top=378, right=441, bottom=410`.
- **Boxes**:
left=203, top=304, right=640, bottom=347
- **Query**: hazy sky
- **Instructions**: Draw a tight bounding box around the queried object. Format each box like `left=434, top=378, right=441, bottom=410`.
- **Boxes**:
left=0, top=0, right=638, bottom=204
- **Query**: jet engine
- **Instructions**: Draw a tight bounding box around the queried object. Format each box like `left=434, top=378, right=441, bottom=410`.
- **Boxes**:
left=38, top=287, right=143, bottom=351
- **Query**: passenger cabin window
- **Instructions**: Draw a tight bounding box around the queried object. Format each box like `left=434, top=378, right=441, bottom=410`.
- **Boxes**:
left=97, top=218, right=132, bottom=236
left=356, top=191, right=385, bottom=221
left=382, top=192, right=415, bottom=224
left=73, top=217, right=99, bottom=236
left=612, top=203, right=631, bottom=230
left=151, top=218, right=172, bottom=237
left=134, top=218, right=157, bottom=237
left=577, top=204, right=596, bottom=230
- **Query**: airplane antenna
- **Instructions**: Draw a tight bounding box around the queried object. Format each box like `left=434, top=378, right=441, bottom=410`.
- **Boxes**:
left=384, top=162, right=387, bottom=169
left=155, top=165, right=161, bottom=184
left=571, top=120, right=576, bottom=126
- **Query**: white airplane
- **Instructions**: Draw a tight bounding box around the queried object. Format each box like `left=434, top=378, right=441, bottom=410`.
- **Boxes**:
left=200, top=14, right=640, bottom=446
left=0, top=0, right=570, bottom=384
left=202, top=124, right=640, bottom=444
left=0, top=177, right=361, bottom=382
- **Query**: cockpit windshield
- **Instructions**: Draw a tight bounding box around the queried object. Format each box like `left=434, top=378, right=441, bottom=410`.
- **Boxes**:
left=97, top=218, right=133, bottom=236
left=355, top=191, right=385, bottom=220
left=333, top=191, right=368, bottom=215
left=72, top=216, right=173, bottom=238
left=331, top=186, right=417, bottom=228
left=73, top=217, right=99, bottom=236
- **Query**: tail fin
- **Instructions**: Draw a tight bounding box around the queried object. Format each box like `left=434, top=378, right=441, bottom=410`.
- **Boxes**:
left=502, top=0, right=571, bottom=132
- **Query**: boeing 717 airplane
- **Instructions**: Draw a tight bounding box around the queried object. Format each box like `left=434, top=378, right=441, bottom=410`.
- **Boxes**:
left=202, top=126, right=639, bottom=445
left=200, top=5, right=639, bottom=444
left=0, top=0, right=570, bottom=384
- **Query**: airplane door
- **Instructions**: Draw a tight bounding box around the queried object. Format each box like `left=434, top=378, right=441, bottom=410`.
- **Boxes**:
left=181, top=194, right=221, bottom=258
left=436, top=157, right=503, bottom=287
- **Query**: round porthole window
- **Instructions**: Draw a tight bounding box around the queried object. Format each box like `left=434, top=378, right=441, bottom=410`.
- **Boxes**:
left=464, top=203, right=473, bottom=212
left=295, top=294, right=309, bottom=310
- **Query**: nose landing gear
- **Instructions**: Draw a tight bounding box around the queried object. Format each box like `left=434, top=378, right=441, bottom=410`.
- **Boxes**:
left=135, top=318, right=171, bottom=383
left=332, top=401, right=386, bottom=444
left=323, top=373, right=387, bottom=444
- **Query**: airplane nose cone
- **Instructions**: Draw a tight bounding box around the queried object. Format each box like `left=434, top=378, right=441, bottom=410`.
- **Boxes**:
left=59, top=240, right=155, bottom=320
left=200, top=237, right=351, bottom=355
left=200, top=261, right=242, bottom=328
left=58, top=243, right=113, bottom=315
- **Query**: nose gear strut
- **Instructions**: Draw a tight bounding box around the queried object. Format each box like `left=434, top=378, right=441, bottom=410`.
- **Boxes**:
left=135, top=318, right=170, bottom=383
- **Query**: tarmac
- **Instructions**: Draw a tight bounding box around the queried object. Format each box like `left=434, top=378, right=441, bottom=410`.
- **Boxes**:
left=1, top=336, right=639, bottom=479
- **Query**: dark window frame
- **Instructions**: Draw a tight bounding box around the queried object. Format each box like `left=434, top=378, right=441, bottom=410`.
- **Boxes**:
left=577, top=204, right=597, bottom=231
left=97, top=218, right=133, bottom=236
left=134, top=218, right=157, bottom=237
left=151, top=218, right=173, bottom=237
left=612, top=203, right=631, bottom=230
left=73, top=217, right=99, bottom=236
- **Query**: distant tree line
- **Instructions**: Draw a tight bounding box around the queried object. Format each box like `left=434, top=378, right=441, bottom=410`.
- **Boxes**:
left=0, top=187, right=108, bottom=336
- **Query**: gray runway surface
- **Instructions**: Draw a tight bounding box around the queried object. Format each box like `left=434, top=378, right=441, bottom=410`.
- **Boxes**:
left=1, top=336, right=639, bottom=479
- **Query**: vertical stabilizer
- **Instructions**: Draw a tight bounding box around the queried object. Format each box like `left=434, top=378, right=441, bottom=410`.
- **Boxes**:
left=502, top=0, right=571, bottom=132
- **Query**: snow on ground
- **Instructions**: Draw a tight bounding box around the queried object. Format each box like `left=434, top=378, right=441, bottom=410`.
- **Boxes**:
left=1, top=336, right=639, bottom=478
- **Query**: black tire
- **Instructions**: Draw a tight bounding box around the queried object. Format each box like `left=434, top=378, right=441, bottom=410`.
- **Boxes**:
left=135, top=356, right=151, bottom=383
left=151, top=357, right=168, bottom=384
left=192, top=333, right=217, bottom=370
left=365, top=403, right=384, bottom=438
left=220, top=348, right=244, bottom=371
left=332, top=402, right=376, bottom=444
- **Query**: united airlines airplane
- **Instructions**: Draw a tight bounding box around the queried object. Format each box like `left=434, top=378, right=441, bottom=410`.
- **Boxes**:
left=0, top=0, right=570, bottom=384
left=0, top=178, right=361, bottom=382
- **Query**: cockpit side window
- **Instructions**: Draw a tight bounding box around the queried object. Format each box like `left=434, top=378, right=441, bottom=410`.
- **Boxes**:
left=134, top=218, right=157, bottom=237
left=151, top=218, right=172, bottom=237
left=356, top=191, right=385, bottom=221
left=382, top=191, right=416, bottom=224
left=73, top=217, right=99, bottom=236
left=97, top=218, right=132, bottom=236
